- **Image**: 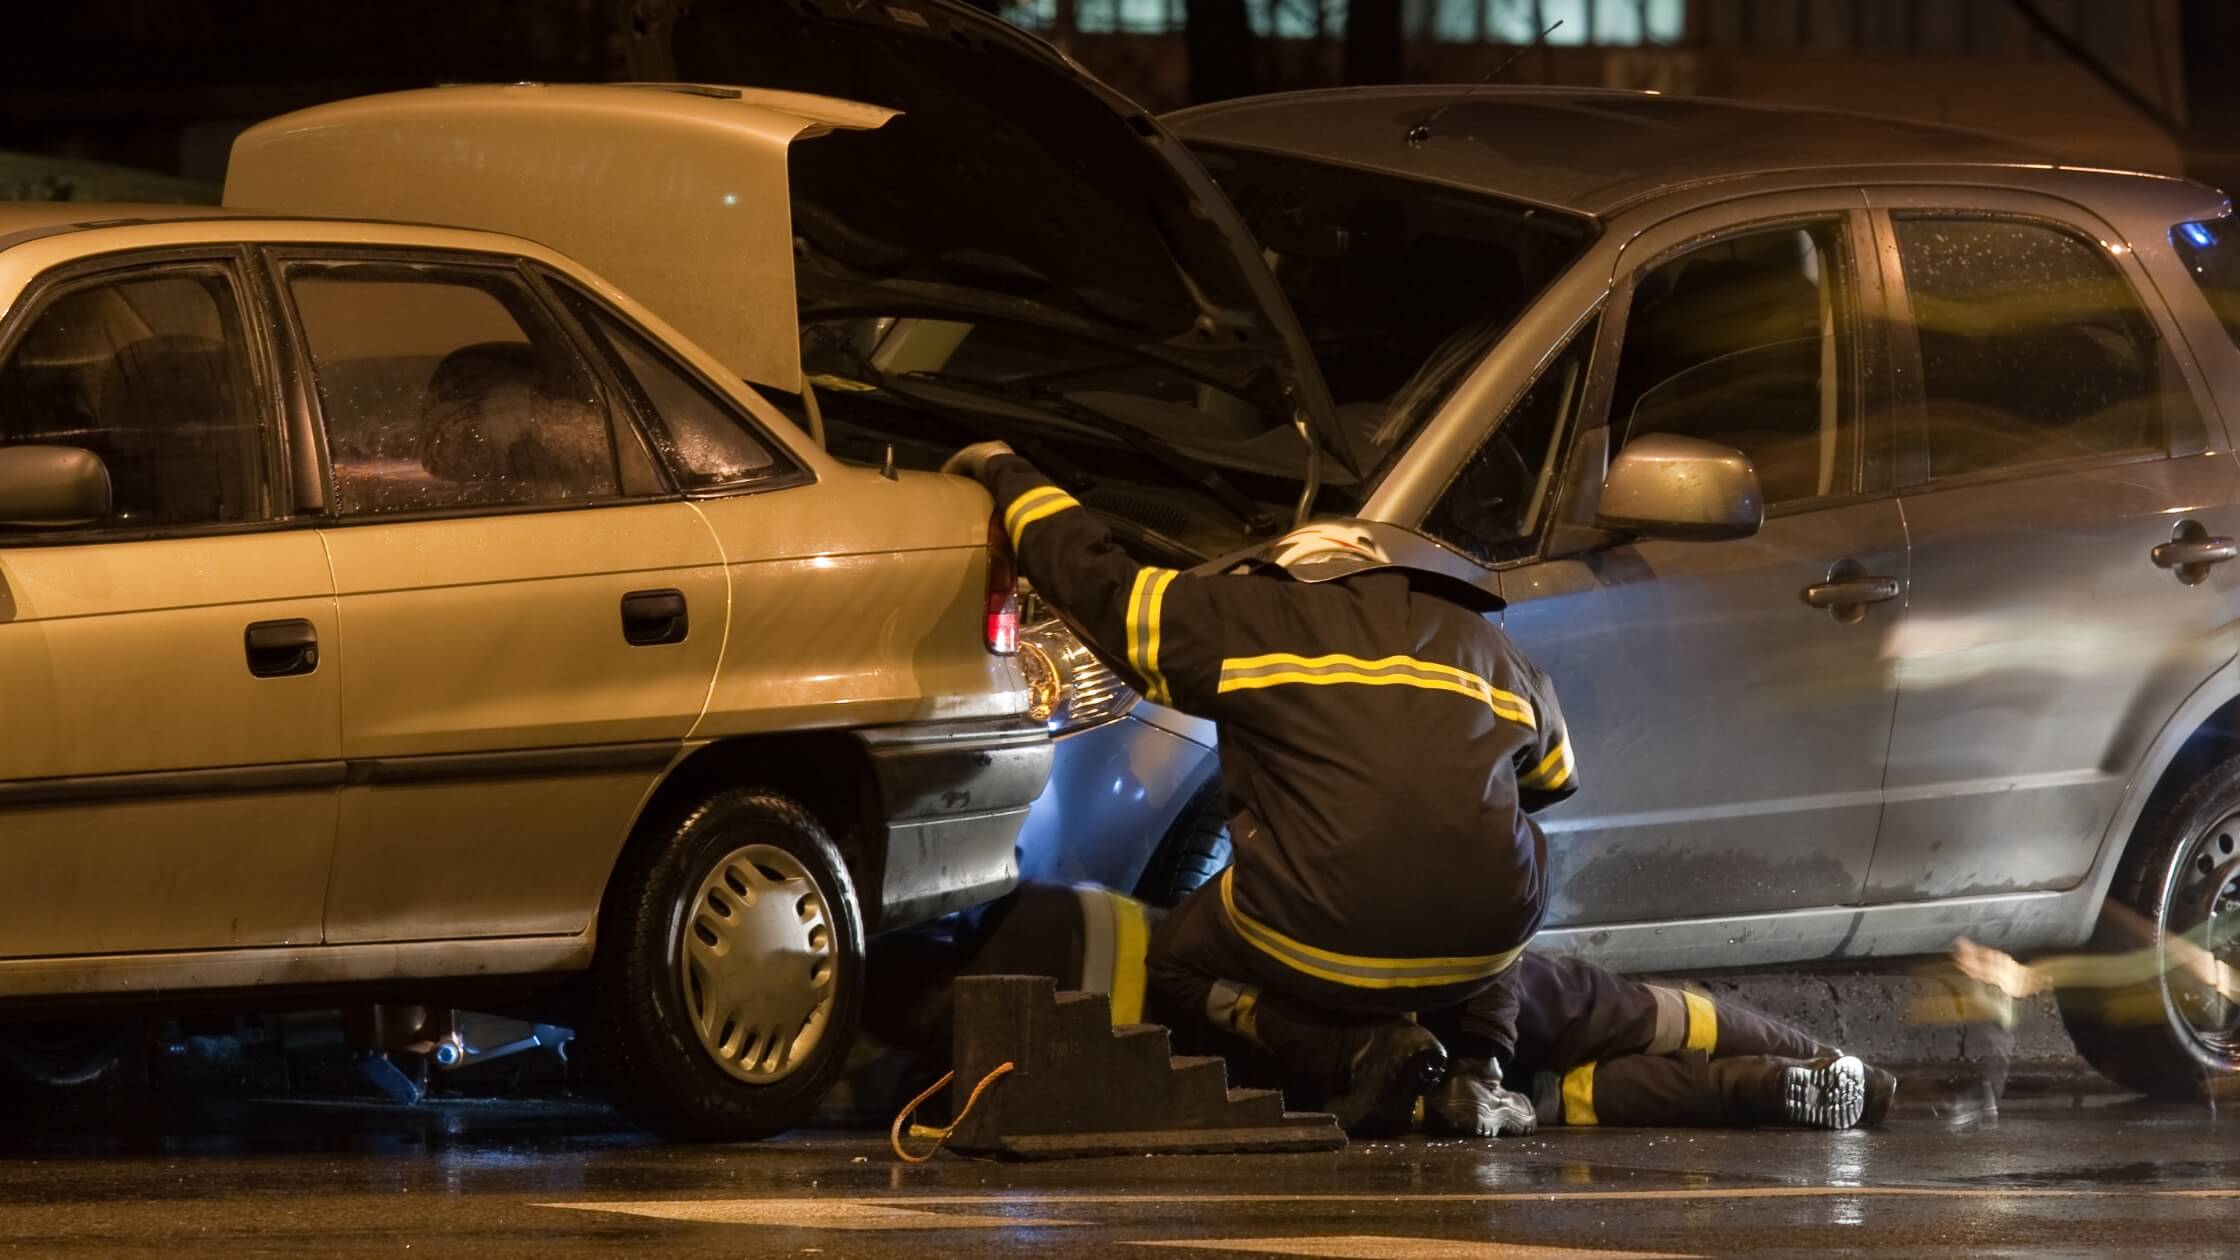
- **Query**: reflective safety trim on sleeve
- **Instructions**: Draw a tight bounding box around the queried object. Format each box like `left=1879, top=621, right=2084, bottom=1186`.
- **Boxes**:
left=1521, top=737, right=1574, bottom=790
left=1126, top=567, right=1180, bottom=705
left=1215, top=652, right=1536, bottom=728
left=1561, top=1062, right=1598, bottom=1126
left=1219, top=869, right=1526, bottom=989
left=1109, top=891, right=1150, bottom=1026
left=1683, top=989, right=1719, bottom=1054
left=1003, top=485, right=1081, bottom=549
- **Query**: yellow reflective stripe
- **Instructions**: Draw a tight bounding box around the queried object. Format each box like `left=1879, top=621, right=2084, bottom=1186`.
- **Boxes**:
left=1683, top=989, right=1718, bottom=1053
left=1216, top=652, right=1535, bottom=728
left=1220, top=670, right=1535, bottom=727
left=1002, top=485, right=1068, bottom=535
left=1006, top=491, right=1080, bottom=548
left=1125, top=567, right=1180, bottom=705
left=1144, top=568, right=1177, bottom=705
left=1522, top=738, right=1574, bottom=790
left=1108, top=892, right=1149, bottom=1025
left=1219, top=869, right=1525, bottom=988
left=1562, top=1062, right=1598, bottom=1126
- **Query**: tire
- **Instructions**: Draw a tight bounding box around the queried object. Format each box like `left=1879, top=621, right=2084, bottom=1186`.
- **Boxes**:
left=585, top=787, right=865, bottom=1141
left=1135, top=797, right=1233, bottom=909
left=0, top=1018, right=145, bottom=1091
left=2064, top=751, right=2240, bottom=1099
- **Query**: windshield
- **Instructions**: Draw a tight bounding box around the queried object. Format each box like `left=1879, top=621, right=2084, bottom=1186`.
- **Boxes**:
left=1188, top=141, right=1594, bottom=478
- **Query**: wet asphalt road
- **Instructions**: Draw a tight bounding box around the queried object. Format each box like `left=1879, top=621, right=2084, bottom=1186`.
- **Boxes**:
left=2, top=1092, right=2235, bottom=1257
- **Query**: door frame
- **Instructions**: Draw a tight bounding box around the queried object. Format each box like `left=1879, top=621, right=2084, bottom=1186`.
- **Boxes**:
left=1560, top=190, right=1898, bottom=527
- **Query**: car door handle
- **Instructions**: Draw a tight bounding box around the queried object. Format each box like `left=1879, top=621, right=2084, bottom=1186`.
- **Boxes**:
left=244, top=619, right=319, bottom=678
left=620, top=589, right=689, bottom=647
left=1800, top=575, right=1900, bottom=624
left=1801, top=577, right=1900, bottom=607
left=2151, top=537, right=2238, bottom=574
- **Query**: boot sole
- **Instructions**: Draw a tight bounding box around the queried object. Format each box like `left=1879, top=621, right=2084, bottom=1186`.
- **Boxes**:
left=1334, top=1042, right=1449, bottom=1138
left=1784, top=1055, right=1867, bottom=1130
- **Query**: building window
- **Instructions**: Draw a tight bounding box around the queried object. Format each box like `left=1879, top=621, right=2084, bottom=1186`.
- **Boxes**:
left=1016, top=0, right=1683, bottom=43
left=1429, top=0, right=1684, bottom=44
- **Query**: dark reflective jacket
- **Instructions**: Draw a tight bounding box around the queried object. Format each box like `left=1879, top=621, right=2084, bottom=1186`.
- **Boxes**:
left=987, top=455, right=1577, bottom=980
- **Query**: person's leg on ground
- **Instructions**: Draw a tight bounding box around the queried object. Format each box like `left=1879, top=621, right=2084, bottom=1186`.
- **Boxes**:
left=1548, top=1051, right=1871, bottom=1130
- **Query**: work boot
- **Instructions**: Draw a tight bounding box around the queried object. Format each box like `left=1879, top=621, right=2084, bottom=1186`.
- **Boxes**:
left=1858, top=1061, right=1899, bottom=1127
left=1774, top=1055, right=1869, bottom=1129
left=1326, top=1023, right=1449, bottom=1138
left=1424, top=1057, right=1538, bottom=1138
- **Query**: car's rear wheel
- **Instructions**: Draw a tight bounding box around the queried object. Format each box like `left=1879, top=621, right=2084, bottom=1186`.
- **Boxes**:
left=0, top=1018, right=145, bottom=1092
left=2064, top=751, right=2240, bottom=1098
left=1135, top=795, right=1232, bottom=909
left=586, top=787, right=864, bottom=1140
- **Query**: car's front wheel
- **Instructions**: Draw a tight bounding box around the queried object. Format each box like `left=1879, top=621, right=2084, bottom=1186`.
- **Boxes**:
left=2064, top=751, right=2240, bottom=1098
left=586, top=787, right=864, bottom=1140
left=1135, top=795, right=1233, bottom=909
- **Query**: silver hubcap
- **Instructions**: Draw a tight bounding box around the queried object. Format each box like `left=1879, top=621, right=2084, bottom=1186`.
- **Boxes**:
left=2166, top=811, right=2240, bottom=1054
left=678, top=843, right=836, bottom=1084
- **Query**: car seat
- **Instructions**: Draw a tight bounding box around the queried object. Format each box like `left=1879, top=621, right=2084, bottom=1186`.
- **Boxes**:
left=417, top=340, right=613, bottom=505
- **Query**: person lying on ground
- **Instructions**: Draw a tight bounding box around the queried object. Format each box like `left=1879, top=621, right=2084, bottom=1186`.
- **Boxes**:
left=866, top=883, right=1896, bottom=1132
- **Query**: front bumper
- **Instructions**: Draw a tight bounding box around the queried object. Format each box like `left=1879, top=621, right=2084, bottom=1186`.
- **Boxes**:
left=1012, top=710, right=1221, bottom=893
left=853, top=717, right=1053, bottom=932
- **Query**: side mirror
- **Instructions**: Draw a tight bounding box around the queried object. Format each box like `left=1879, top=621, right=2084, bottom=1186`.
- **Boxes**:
left=0, top=445, right=112, bottom=529
left=1594, top=434, right=1763, bottom=541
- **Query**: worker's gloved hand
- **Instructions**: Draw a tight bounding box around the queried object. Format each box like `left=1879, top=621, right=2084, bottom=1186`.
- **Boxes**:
left=941, top=440, right=1015, bottom=482
left=1424, top=1056, right=1538, bottom=1138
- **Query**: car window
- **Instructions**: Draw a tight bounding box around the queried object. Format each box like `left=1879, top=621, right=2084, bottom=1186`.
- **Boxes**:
left=552, top=285, right=788, bottom=490
left=1609, top=221, right=1857, bottom=507
left=1421, top=318, right=1597, bottom=565
left=2171, top=217, right=2240, bottom=349
left=286, top=261, right=626, bottom=515
left=0, top=264, right=269, bottom=530
left=1894, top=216, right=2171, bottom=481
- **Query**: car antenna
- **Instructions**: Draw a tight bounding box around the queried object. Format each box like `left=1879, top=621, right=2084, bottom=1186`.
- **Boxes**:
left=1406, top=19, right=1563, bottom=148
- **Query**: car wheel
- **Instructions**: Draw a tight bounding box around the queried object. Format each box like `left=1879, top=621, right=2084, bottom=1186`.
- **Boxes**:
left=1135, top=796, right=1232, bottom=909
left=586, top=787, right=864, bottom=1140
left=2064, top=751, right=2240, bottom=1098
left=0, top=1018, right=145, bottom=1091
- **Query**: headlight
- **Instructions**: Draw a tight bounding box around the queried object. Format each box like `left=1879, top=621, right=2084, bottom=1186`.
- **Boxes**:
left=1019, top=591, right=1141, bottom=732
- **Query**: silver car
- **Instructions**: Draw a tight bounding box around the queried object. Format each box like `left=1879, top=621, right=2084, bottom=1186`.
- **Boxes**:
left=576, top=2, right=2240, bottom=1098
left=1152, top=87, right=2240, bottom=1099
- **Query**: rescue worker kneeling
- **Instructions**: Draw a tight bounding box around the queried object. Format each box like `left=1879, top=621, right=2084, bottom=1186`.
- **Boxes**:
left=867, top=884, right=1898, bottom=1131
left=945, top=441, right=1576, bottom=1136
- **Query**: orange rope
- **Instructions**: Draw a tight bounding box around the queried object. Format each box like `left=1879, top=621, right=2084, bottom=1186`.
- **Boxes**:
left=889, top=1061, right=1015, bottom=1164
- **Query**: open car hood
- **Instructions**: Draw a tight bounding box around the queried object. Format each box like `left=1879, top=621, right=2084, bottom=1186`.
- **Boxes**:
left=671, top=0, right=1347, bottom=470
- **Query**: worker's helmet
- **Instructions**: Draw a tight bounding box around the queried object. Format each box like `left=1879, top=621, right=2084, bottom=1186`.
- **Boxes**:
left=1251, top=518, right=1505, bottom=613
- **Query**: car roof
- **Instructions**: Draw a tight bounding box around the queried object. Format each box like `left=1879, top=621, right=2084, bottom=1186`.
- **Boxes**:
left=0, top=201, right=247, bottom=238
left=0, top=201, right=585, bottom=263
left=1165, top=86, right=2179, bottom=217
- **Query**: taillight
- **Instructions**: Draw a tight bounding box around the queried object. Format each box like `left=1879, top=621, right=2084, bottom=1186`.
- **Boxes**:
left=985, top=513, right=1019, bottom=655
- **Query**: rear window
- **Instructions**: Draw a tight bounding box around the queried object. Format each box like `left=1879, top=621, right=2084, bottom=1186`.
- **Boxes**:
left=2173, top=218, right=2240, bottom=348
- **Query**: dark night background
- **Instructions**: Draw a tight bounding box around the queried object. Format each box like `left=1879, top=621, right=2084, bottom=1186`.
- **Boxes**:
left=2, top=1, right=2236, bottom=204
